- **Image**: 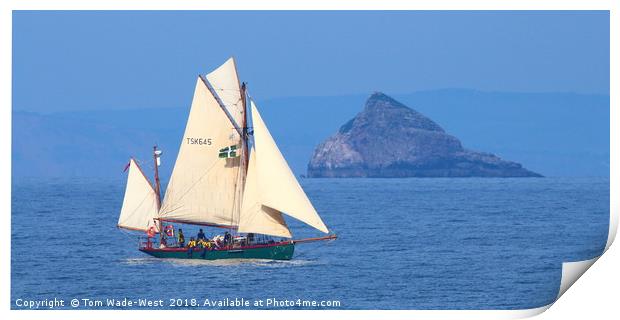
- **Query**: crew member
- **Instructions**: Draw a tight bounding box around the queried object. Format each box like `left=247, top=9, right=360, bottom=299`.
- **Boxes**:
left=197, top=229, right=206, bottom=241
left=197, top=238, right=207, bottom=248
left=224, top=231, right=231, bottom=246
left=178, top=228, right=185, bottom=248
left=187, top=237, right=197, bottom=258
left=159, top=232, right=168, bottom=249
left=188, top=237, right=197, bottom=248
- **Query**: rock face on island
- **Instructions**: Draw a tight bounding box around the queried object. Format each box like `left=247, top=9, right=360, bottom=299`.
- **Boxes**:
left=307, top=92, right=542, bottom=178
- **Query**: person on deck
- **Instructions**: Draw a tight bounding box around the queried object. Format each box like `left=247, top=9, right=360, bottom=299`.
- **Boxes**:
left=187, top=237, right=197, bottom=257
left=178, top=228, right=185, bottom=248
left=187, top=237, right=197, bottom=248
left=159, top=232, right=168, bottom=249
left=197, top=229, right=206, bottom=241
left=224, top=232, right=232, bottom=246
left=197, top=238, right=207, bottom=248
left=213, top=236, right=223, bottom=249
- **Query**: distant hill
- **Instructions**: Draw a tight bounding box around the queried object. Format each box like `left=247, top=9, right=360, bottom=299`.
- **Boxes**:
left=12, top=89, right=609, bottom=179
left=12, top=111, right=181, bottom=179
left=308, top=92, right=542, bottom=177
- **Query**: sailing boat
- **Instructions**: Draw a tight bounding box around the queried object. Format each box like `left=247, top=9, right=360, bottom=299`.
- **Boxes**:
left=117, top=58, right=336, bottom=260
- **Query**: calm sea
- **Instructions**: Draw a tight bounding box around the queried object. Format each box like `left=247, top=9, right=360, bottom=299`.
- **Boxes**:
left=11, top=177, right=609, bottom=309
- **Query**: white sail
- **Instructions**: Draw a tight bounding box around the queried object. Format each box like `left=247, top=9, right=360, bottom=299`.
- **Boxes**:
left=206, top=57, right=245, bottom=128
left=238, top=148, right=292, bottom=238
left=118, top=158, right=159, bottom=232
left=250, top=101, right=329, bottom=233
left=158, top=77, right=242, bottom=226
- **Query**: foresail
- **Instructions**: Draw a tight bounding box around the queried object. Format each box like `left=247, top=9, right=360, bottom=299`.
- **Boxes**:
left=238, top=148, right=292, bottom=238
left=118, top=159, right=159, bottom=232
left=250, top=101, right=329, bottom=233
left=158, top=78, right=242, bottom=226
left=206, top=57, right=245, bottom=128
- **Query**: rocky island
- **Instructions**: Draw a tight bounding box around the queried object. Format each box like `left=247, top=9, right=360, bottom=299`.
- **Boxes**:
left=307, top=92, right=542, bottom=178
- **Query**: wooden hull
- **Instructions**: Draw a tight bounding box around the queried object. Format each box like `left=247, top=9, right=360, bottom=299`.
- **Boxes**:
left=139, top=242, right=295, bottom=261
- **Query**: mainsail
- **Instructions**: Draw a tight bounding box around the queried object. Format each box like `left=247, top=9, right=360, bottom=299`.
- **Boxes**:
left=158, top=75, right=242, bottom=227
left=118, top=158, right=160, bottom=232
left=248, top=101, right=329, bottom=234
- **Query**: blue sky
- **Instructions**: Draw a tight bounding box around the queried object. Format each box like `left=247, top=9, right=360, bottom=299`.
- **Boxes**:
left=13, top=11, right=609, bottom=113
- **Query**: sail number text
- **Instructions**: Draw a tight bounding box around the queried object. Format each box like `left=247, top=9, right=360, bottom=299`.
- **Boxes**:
left=186, top=138, right=212, bottom=145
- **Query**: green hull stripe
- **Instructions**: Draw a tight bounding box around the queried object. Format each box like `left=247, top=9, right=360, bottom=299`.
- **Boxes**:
left=140, top=243, right=295, bottom=261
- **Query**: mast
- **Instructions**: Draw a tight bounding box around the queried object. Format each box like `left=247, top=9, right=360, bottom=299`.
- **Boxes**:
left=234, top=82, right=249, bottom=238
left=152, top=145, right=162, bottom=208
left=153, top=145, right=163, bottom=243
left=228, top=82, right=248, bottom=235
left=241, top=82, right=249, bottom=174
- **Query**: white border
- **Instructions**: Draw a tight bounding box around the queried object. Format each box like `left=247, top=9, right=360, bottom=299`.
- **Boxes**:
left=1, top=1, right=616, bottom=319
left=0, top=0, right=615, bottom=10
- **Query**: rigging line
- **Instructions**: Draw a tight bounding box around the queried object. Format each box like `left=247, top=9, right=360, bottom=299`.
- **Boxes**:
left=213, top=87, right=241, bottom=92
left=212, top=88, right=243, bottom=108
left=157, top=202, right=186, bottom=217
left=230, top=167, right=239, bottom=230
left=212, top=88, right=242, bottom=99
left=236, top=164, right=245, bottom=226
left=224, top=98, right=243, bottom=106
left=142, top=162, right=155, bottom=176
left=226, top=98, right=243, bottom=108
left=230, top=145, right=246, bottom=231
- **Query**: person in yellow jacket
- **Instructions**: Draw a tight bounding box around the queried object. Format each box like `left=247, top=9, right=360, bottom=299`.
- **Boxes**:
left=187, top=237, right=197, bottom=258
left=187, top=238, right=197, bottom=248
left=197, top=238, right=209, bottom=249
